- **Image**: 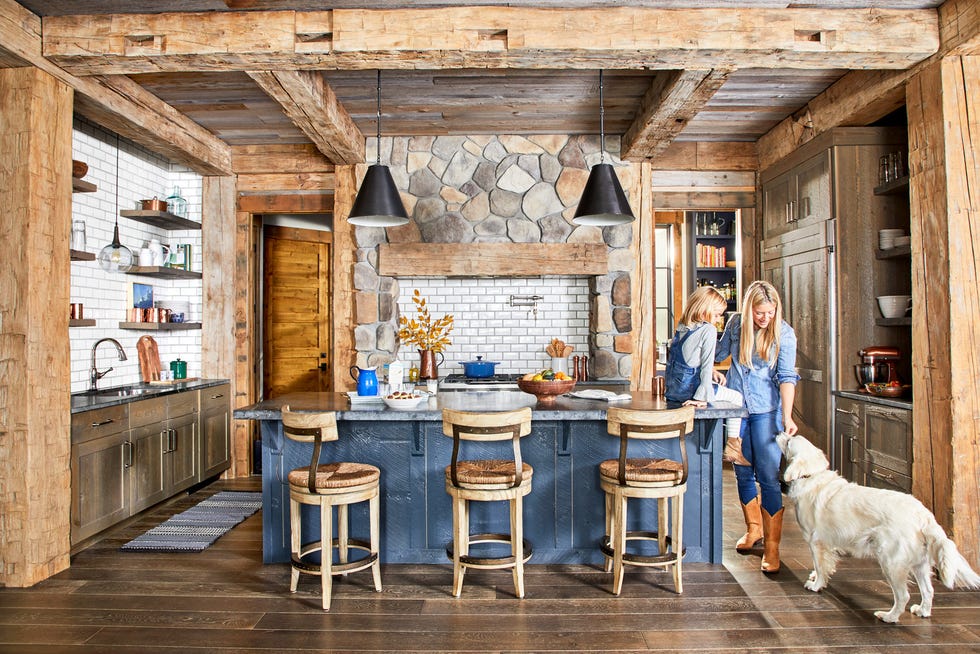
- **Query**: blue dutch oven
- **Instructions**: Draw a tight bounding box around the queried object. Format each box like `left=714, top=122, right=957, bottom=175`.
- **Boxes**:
left=459, top=356, right=500, bottom=378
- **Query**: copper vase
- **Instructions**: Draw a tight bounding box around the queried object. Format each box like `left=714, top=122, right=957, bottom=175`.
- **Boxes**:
left=418, top=349, right=444, bottom=380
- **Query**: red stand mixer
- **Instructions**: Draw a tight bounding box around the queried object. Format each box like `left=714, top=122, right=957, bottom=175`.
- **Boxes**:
left=854, top=346, right=902, bottom=388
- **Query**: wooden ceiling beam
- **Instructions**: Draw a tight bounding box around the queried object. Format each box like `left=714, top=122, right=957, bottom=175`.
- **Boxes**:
left=42, top=7, right=939, bottom=75
left=0, top=0, right=231, bottom=175
left=620, top=69, right=730, bottom=162
left=247, top=70, right=364, bottom=164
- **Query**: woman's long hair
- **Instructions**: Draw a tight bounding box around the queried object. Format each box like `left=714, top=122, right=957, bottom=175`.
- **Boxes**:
left=679, top=286, right=727, bottom=327
left=738, top=280, right=783, bottom=367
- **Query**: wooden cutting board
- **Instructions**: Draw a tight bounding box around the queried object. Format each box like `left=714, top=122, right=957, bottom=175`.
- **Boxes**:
left=136, top=335, right=161, bottom=382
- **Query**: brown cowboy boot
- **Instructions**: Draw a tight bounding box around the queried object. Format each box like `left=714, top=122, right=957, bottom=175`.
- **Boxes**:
left=735, top=496, right=763, bottom=553
left=761, top=507, right=784, bottom=573
left=723, top=436, right=751, bottom=466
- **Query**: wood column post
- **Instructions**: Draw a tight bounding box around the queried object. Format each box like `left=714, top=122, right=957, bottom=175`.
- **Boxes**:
left=332, top=165, right=358, bottom=393
left=631, top=162, right=655, bottom=391
left=906, top=55, right=980, bottom=564
left=0, top=67, right=73, bottom=586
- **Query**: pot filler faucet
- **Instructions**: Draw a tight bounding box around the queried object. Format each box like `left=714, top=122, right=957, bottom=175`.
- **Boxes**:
left=90, top=338, right=127, bottom=391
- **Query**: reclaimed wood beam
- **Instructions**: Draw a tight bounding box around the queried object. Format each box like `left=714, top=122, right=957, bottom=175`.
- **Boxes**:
left=0, top=0, right=231, bottom=175
left=247, top=70, right=364, bottom=165
left=231, top=144, right=335, bottom=174
left=378, top=243, right=608, bottom=277
left=648, top=141, right=757, bottom=171
left=621, top=69, right=730, bottom=161
left=42, top=8, right=939, bottom=75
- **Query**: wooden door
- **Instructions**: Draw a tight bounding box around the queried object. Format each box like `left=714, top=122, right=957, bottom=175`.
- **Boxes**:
left=263, top=226, right=332, bottom=398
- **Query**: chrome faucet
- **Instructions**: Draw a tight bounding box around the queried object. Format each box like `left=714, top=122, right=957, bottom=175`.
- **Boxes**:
left=90, top=338, right=127, bottom=391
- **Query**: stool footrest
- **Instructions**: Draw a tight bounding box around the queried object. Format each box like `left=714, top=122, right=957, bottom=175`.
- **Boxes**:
left=446, top=533, right=533, bottom=568
left=292, top=538, right=378, bottom=575
left=601, top=531, right=686, bottom=566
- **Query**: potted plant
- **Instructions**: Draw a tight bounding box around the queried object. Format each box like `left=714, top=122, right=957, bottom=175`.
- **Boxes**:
left=398, top=290, right=454, bottom=379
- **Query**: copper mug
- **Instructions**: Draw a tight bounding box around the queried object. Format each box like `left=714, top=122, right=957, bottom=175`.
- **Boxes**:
left=653, top=375, right=666, bottom=397
left=69, top=303, right=83, bottom=320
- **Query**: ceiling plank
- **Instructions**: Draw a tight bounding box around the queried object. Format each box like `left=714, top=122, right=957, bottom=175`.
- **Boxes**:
left=0, top=0, right=231, bottom=174
left=247, top=70, right=364, bottom=164
left=42, top=7, right=939, bottom=75
left=621, top=69, right=730, bottom=161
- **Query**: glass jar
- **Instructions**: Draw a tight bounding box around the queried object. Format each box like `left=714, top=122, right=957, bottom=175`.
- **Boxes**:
left=71, top=220, right=86, bottom=251
left=165, top=187, right=187, bottom=218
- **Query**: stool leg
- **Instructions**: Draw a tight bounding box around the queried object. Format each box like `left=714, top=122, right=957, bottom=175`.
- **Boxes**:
left=370, top=492, right=382, bottom=592
left=337, top=503, right=349, bottom=573
left=612, top=491, right=627, bottom=596
left=451, top=493, right=466, bottom=598
left=658, top=497, right=668, bottom=555
left=289, top=497, right=301, bottom=593
left=511, top=495, right=525, bottom=599
left=673, top=494, right=684, bottom=594
left=320, top=501, right=333, bottom=611
left=603, top=491, right=613, bottom=573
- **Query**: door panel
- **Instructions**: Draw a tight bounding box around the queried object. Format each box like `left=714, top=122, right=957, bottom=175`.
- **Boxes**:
left=263, top=226, right=332, bottom=398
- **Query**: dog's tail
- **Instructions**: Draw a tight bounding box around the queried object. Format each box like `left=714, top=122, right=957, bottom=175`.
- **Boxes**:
left=926, top=523, right=980, bottom=589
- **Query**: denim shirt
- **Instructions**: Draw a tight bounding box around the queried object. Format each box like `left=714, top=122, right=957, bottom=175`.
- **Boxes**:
left=715, top=314, right=800, bottom=415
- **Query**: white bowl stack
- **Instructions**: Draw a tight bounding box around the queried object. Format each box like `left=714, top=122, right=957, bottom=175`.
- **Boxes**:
left=878, top=229, right=904, bottom=250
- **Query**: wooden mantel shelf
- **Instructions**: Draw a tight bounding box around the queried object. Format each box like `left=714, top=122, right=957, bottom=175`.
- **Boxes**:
left=378, top=243, right=608, bottom=277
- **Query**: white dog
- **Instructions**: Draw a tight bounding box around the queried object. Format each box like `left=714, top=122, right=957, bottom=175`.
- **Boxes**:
left=777, top=432, right=980, bottom=623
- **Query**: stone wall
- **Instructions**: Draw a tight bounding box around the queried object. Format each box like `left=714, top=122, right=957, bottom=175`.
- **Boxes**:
left=353, top=134, right=635, bottom=380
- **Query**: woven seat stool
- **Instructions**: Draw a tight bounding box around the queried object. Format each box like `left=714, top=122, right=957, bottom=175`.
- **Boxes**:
left=282, top=406, right=382, bottom=610
left=599, top=405, right=694, bottom=595
left=442, top=407, right=534, bottom=598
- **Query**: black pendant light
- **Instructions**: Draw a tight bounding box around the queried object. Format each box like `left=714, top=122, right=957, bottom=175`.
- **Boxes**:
left=573, top=70, right=635, bottom=226
left=348, top=70, right=410, bottom=227
left=98, top=136, right=134, bottom=272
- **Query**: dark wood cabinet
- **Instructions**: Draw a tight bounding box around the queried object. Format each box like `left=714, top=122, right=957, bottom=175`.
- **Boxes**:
left=199, top=384, right=231, bottom=481
left=70, top=406, right=131, bottom=544
left=834, top=394, right=911, bottom=492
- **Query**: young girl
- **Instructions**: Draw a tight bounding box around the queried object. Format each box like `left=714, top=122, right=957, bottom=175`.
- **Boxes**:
left=715, top=280, right=799, bottom=574
left=664, top=286, right=748, bottom=465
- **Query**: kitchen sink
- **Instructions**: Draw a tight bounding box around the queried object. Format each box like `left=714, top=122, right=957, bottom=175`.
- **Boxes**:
left=74, top=386, right=152, bottom=398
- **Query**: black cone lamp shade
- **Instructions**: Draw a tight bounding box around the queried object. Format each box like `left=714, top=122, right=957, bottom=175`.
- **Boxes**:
left=348, top=164, right=409, bottom=227
left=572, top=163, right=635, bottom=226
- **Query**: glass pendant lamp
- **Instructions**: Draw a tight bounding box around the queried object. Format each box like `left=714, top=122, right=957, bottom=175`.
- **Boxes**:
left=572, top=70, right=636, bottom=226
left=98, top=138, right=134, bottom=272
left=348, top=70, right=410, bottom=227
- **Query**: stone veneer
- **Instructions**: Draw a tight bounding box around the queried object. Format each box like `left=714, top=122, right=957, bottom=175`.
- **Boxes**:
left=353, top=134, right=635, bottom=380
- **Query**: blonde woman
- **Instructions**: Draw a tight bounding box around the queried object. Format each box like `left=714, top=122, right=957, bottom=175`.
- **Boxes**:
left=664, top=286, right=748, bottom=465
left=715, top=280, right=800, bottom=574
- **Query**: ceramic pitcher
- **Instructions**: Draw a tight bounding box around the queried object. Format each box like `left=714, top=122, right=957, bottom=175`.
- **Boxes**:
left=349, top=365, right=379, bottom=396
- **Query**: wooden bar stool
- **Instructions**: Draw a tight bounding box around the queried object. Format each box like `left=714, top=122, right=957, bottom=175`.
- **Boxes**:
left=442, top=407, right=534, bottom=598
left=599, top=405, right=694, bottom=595
left=281, top=406, right=382, bottom=610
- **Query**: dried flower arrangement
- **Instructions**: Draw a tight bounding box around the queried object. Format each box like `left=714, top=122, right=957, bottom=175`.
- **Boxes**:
left=397, top=289, right=454, bottom=352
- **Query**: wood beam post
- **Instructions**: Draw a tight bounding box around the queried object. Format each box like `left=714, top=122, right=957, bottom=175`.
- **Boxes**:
left=631, top=162, right=656, bottom=391
left=907, top=55, right=980, bottom=564
left=332, top=165, right=358, bottom=393
left=0, top=67, right=73, bottom=586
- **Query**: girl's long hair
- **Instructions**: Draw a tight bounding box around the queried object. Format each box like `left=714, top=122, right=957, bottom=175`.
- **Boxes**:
left=738, top=280, right=783, bottom=367
left=679, top=286, right=727, bottom=327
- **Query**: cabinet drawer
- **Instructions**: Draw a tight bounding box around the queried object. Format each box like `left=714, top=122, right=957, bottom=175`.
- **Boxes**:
left=129, top=395, right=168, bottom=429
left=167, top=390, right=200, bottom=419
left=866, top=464, right=911, bottom=493
left=72, top=404, right=128, bottom=445
left=201, top=385, right=230, bottom=413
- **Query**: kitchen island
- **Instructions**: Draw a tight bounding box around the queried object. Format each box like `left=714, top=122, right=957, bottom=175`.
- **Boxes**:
left=234, top=391, right=744, bottom=565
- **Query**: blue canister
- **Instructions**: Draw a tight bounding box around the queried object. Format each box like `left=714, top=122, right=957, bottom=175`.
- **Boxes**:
left=349, top=365, right=378, bottom=396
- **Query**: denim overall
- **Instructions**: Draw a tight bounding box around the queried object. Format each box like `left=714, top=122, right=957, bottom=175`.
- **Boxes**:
left=664, top=328, right=699, bottom=403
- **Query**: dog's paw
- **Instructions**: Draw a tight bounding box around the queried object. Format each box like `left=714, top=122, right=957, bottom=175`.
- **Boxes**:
left=874, top=610, right=901, bottom=624
left=910, top=603, right=931, bottom=618
left=804, top=571, right=825, bottom=592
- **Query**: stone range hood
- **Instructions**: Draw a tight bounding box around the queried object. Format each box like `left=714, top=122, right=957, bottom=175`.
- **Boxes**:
left=353, top=134, right=636, bottom=380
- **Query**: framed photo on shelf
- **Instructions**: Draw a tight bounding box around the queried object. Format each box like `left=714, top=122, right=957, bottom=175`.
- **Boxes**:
left=133, top=283, right=154, bottom=309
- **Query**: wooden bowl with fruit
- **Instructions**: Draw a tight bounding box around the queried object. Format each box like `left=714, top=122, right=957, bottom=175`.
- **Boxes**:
left=864, top=382, right=909, bottom=398
left=517, top=370, right=576, bottom=404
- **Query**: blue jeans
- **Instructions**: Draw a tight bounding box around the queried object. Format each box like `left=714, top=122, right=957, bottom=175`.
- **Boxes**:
left=733, top=411, right=783, bottom=515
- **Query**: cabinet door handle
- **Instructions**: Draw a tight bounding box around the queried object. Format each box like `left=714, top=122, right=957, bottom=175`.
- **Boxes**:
left=870, top=467, right=895, bottom=482
left=91, top=418, right=115, bottom=427
left=801, top=196, right=811, bottom=218
left=835, top=407, right=857, bottom=416
left=784, top=202, right=791, bottom=224
left=123, top=441, right=133, bottom=468
left=169, top=428, right=177, bottom=452
left=210, top=393, right=224, bottom=399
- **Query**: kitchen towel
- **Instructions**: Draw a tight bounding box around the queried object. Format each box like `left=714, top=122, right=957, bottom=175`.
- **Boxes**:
left=121, top=491, right=262, bottom=552
left=567, top=389, right=632, bottom=402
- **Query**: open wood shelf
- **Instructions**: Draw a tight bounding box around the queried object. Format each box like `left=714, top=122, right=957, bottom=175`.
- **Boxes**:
left=118, top=322, right=202, bottom=331
left=875, top=244, right=911, bottom=259
left=72, top=178, right=97, bottom=193
left=124, top=266, right=201, bottom=279
left=876, top=317, right=911, bottom=327
left=69, top=319, right=96, bottom=327
left=70, top=249, right=96, bottom=261
left=119, top=209, right=201, bottom=230
left=873, top=175, right=910, bottom=196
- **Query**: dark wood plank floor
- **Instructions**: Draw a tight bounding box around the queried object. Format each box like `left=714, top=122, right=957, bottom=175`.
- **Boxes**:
left=2, top=472, right=979, bottom=652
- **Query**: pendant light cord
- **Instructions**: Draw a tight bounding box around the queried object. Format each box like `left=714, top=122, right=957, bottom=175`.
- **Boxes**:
left=114, top=134, right=121, bottom=232
left=375, top=69, right=382, bottom=166
left=598, top=70, right=608, bottom=164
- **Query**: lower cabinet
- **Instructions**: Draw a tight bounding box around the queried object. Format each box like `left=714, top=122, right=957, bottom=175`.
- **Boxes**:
left=71, top=384, right=229, bottom=546
left=834, top=396, right=912, bottom=492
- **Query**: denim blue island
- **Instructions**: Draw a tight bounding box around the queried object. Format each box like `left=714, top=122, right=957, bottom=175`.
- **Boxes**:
left=234, top=391, right=744, bottom=566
